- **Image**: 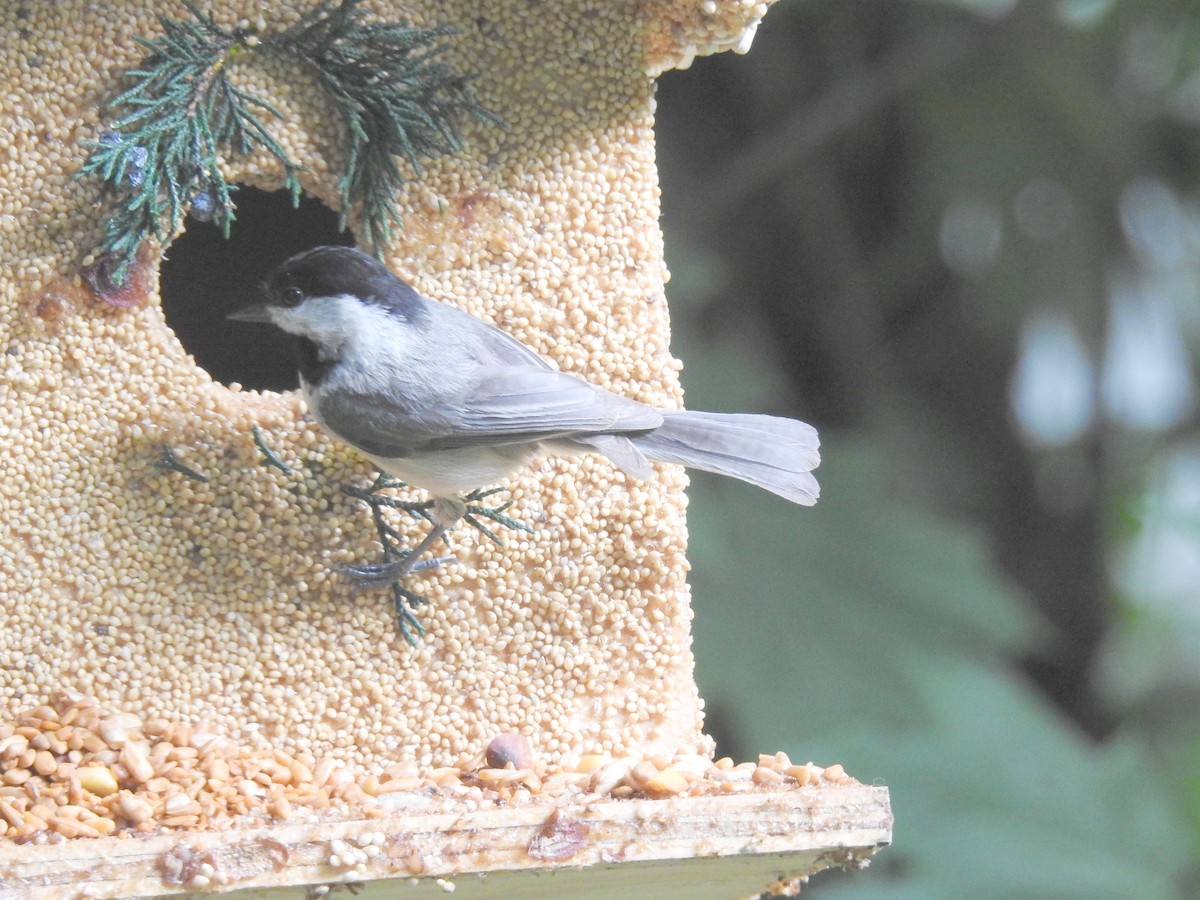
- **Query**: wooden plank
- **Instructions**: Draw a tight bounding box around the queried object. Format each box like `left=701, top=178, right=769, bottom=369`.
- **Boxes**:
left=0, top=785, right=891, bottom=898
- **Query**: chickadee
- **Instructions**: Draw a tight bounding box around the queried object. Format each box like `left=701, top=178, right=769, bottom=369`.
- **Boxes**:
left=230, top=246, right=819, bottom=586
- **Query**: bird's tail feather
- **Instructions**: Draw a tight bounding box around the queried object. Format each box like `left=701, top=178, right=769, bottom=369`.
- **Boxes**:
left=633, top=410, right=820, bottom=506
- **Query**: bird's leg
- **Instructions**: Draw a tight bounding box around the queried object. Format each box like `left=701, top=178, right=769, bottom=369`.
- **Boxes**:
left=341, top=473, right=454, bottom=645
left=339, top=479, right=532, bottom=645
left=460, top=486, right=534, bottom=546
left=343, top=523, right=451, bottom=646
left=341, top=473, right=452, bottom=576
left=342, top=524, right=451, bottom=585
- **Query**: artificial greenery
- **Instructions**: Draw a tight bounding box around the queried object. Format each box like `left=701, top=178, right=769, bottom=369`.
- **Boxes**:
left=252, top=424, right=293, bottom=475
left=342, top=472, right=439, bottom=645
left=151, top=444, right=208, bottom=482
left=79, top=0, right=494, bottom=285
left=343, top=475, right=531, bottom=645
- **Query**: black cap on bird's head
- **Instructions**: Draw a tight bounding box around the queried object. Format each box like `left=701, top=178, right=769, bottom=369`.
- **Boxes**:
left=228, top=246, right=427, bottom=325
left=265, top=246, right=393, bottom=304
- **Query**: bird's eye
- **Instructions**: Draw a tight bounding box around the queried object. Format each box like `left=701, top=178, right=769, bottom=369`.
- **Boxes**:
left=282, top=287, right=304, bottom=307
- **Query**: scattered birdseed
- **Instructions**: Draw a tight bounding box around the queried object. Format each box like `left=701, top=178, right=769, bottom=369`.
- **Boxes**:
left=0, top=692, right=855, bottom=842
left=484, top=733, right=534, bottom=770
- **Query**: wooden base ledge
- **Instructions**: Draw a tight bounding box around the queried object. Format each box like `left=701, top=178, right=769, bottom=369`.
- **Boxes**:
left=0, top=785, right=892, bottom=898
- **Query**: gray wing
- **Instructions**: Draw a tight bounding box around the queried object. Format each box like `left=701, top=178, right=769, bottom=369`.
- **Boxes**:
left=476, top=320, right=561, bottom=369
left=315, top=365, right=663, bottom=459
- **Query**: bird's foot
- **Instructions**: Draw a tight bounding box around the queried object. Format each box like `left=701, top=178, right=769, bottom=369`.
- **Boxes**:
left=342, top=553, right=452, bottom=585
left=343, top=473, right=452, bottom=645
left=342, top=551, right=453, bottom=647
left=341, top=478, right=533, bottom=643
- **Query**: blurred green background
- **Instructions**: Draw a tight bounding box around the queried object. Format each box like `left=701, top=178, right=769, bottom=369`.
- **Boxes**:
left=655, top=0, right=1200, bottom=896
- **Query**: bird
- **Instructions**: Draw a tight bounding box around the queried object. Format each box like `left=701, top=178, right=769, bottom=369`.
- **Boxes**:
left=229, top=245, right=820, bottom=594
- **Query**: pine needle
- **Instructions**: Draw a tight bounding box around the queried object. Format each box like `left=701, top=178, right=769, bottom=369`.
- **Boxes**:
left=78, top=0, right=496, bottom=286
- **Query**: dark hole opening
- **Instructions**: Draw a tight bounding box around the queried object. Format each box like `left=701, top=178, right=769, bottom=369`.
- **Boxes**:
left=160, top=186, right=355, bottom=392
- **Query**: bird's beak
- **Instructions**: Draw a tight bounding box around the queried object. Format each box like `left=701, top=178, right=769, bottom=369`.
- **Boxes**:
left=227, top=304, right=273, bottom=323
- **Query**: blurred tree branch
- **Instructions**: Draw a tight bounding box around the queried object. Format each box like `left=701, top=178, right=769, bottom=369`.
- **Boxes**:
left=684, top=21, right=980, bottom=222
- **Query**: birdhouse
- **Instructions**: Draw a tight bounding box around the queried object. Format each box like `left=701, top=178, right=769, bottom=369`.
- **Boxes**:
left=0, top=0, right=889, bottom=894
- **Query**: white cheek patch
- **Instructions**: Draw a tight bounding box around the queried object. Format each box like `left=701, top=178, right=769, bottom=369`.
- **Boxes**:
left=271, top=306, right=310, bottom=337
left=279, top=294, right=413, bottom=398
left=276, top=295, right=406, bottom=359
left=272, top=296, right=356, bottom=344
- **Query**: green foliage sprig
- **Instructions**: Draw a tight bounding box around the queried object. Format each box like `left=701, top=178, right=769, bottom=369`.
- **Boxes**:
left=342, top=476, right=531, bottom=645
left=151, top=444, right=208, bottom=482
left=79, top=0, right=495, bottom=286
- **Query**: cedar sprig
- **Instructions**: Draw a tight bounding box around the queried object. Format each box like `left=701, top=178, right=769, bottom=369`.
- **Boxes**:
left=79, top=2, right=297, bottom=284
left=79, top=0, right=493, bottom=286
left=278, top=7, right=494, bottom=250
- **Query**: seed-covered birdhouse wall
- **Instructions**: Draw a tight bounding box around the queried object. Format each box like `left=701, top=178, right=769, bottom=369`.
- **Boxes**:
left=0, top=4, right=891, bottom=883
left=0, top=0, right=781, bottom=776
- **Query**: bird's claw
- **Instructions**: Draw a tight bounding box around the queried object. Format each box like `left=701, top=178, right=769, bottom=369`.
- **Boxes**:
left=341, top=556, right=451, bottom=648
left=343, top=475, right=530, bottom=642
left=342, top=554, right=453, bottom=586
